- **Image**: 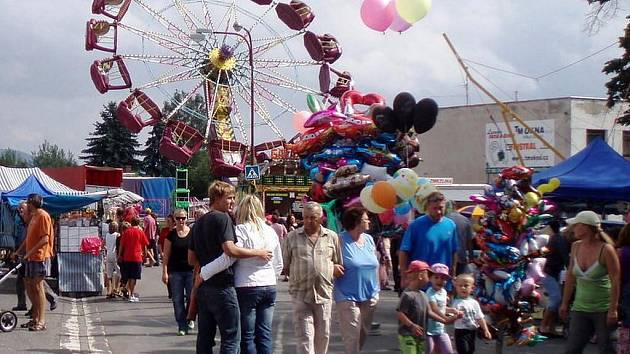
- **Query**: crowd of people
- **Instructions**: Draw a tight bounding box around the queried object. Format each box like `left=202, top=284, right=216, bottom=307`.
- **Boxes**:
left=7, top=186, right=630, bottom=354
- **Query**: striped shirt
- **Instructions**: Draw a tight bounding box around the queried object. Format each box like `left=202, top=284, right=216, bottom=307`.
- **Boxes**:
left=283, top=226, right=342, bottom=304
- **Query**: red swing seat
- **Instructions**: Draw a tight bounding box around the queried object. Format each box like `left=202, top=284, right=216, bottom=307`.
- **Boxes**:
left=304, top=31, right=342, bottom=64
left=91, top=0, right=131, bottom=21
left=159, top=121, right=204, bottom=164
left=85, top=19, right=117, bottom=53
left=276, top=1, right=315, bottom=31
left=90, top=55, right=132, bottom=94
left=116, top=90, right=162, bottom=133
left=208, top=139, right=249, bottom=178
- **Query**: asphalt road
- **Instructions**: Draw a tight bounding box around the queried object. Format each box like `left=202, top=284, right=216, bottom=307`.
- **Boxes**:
left=0, top=266, right=607, bottom=353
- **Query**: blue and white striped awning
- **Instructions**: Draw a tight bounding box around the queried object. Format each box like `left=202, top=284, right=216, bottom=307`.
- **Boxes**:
left=0, top=166, right=84, bottom=195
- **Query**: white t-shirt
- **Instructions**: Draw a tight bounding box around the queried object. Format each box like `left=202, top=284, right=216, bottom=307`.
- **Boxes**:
left=234, top=223, right=284, bottom=287
left=199, top=221, right=285, bottom=286
left=105, top=232, right=119, bottom=261
left=452, top=297, right=484, bottom=330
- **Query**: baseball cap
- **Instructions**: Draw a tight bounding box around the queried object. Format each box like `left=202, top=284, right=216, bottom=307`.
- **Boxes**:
left=566, top=210, right=600, bottom=227
left=429, top=263, right=451, bottom=279
left=406, top=260, right=430, bottom=273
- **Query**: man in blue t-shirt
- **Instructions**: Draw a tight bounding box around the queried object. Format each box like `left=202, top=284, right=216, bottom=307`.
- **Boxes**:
left=399, top=191, right=458, bottom=287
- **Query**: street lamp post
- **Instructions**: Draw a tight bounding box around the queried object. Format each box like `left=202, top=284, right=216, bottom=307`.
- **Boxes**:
left=195, top=23, right=256, bottom=166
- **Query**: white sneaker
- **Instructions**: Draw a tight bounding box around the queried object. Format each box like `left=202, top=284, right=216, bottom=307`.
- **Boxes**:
left=129, top=295, right=139, bottom=302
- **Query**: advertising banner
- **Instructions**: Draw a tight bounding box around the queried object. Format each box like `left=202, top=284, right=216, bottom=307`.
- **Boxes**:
left=486, top=119, right=555, bottom=169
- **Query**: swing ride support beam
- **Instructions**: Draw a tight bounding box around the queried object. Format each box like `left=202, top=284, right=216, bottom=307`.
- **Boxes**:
left=211, top=25, right=256, bottom=165
left=442, top=33, right=566, bottom=162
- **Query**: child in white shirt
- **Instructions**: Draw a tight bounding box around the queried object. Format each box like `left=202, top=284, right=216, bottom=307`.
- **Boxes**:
left=451, top=273, right=491, bottom=354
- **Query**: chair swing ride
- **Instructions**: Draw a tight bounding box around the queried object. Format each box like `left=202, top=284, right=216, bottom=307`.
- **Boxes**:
left=86, top=0, right=354, bottom=179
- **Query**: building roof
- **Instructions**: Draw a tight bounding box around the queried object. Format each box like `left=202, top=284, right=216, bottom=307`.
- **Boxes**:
left=0, top=166, right=84, bottom=195
left=442, top=96, right=608, bottom=110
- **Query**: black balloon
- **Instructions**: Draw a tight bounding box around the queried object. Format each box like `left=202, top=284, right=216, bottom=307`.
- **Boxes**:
left=393, top=92, right=416, bottom=132
left=371, top=105, right=398, bottom=133
left=413, top=98, right=438, bottom=134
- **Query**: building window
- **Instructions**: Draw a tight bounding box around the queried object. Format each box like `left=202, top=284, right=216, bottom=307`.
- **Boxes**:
left=623, top=131, right=630, bottom=159
left=586, top=129, right=606, bottom=145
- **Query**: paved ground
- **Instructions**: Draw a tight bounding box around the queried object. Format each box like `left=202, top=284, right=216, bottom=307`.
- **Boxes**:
left=0, top=266, right=607, bottom=353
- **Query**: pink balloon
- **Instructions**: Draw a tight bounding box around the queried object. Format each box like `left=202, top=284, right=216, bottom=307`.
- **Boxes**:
left=360, top=0, right=395, bottom=32
left=378, top=209, right=395, bottom=225
left=292, top=111, right=311, bottom=133
left=389, top=11, right=412, bottom=32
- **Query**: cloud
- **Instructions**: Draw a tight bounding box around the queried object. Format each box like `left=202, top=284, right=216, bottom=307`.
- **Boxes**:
left=0, top=0, right=627, bottom=156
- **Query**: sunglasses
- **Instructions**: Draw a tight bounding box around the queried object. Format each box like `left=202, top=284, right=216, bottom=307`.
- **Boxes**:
left=175, top=217, right=187, bottom=220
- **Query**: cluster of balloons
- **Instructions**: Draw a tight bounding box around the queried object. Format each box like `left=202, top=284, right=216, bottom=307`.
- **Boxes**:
left=360, top=168, right=439, bottom=228
left=469, top=166, right=561, bottom=346
left=360, top=0, right=432, bottom=33
left=289, top=90, right=439, bottom=231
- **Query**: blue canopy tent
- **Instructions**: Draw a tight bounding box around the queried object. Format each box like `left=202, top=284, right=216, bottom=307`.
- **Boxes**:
left=532, top=137, right=630, bottom=202
left=2, top=175, right=103, bottom=214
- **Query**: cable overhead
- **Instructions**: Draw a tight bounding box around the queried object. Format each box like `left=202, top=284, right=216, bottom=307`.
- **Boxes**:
left=462, top=41, right=618, bottom=81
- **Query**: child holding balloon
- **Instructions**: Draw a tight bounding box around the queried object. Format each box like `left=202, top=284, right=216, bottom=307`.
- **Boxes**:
left=451, top=273, right=492, bottom=354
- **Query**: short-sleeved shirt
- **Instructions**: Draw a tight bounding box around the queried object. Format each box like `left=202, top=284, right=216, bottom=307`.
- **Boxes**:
left=446, top=212, right=472, bottom=264
left=333, top=232, right=379, bottom=302
left=166, top=229, right=193, bottom=273
left=188, top=211, right=236, bottom=287
left=120, top=227, right=148, bottom=262
left=143, top=215, right=157, bottom=241
left=283, top=226, right=342, bottom=304
left=105, top=232, right=119, bottom=261
left=426, top=287, right=447, bottom=335
left=397, top=289, right=429, bottom=338
left=270, top=222, right=288, bottom=242
left=26, top=209, right=54, bottom=262
left=401, top=215, right=458, bottom=268
left=543, top=232, right=570, bottom=280
left=452, top=297, right=484, bottom=330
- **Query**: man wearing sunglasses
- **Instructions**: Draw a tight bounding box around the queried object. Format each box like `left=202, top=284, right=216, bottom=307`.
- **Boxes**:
left=399, top=192, right=458, bottom=288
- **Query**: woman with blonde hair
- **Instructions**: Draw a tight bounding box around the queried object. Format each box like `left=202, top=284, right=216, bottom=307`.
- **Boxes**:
left=198, top=194, right=283, bottom=354
left=559, top=210, right=620, bottom=354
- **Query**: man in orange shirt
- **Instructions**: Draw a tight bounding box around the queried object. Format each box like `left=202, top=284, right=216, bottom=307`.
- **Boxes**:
left=23, top=193, right=54, bottom=332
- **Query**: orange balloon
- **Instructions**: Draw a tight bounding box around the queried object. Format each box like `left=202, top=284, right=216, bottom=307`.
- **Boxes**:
left=371, top=181, right=397, bottom=209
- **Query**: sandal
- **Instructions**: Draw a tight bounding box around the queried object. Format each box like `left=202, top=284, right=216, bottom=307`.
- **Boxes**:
left=20, top=320, right=35, bottom=328
left=28, top=323, right=46, bottom=331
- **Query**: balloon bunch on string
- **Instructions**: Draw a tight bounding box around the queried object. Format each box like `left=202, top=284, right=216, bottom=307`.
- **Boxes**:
left=468, top=166, right=561, bottom=347
left=288, top=90, right=438, bottom=232
left=360, top=0, right=432, bottom=33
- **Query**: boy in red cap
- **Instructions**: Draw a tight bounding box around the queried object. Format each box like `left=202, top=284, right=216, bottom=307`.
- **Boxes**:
left=397, top=260, right=454, bottom=354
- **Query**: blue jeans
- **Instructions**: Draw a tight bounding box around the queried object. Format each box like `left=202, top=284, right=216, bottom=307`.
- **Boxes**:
left=169, top=271, right=193, bottom=330
left=196, top=284, right=240, bottom=354
left=236, top=286, right=276, bottom=354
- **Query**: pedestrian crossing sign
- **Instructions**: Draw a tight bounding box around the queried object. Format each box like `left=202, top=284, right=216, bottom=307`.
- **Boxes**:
left=245, top=165, right=261, bottom=180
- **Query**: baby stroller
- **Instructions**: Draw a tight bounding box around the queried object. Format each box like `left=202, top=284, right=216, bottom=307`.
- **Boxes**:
left=0, top=262, right=21, bottom=332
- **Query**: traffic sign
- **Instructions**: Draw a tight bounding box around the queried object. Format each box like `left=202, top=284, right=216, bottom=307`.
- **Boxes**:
left=245, top=165, right=261, bottom=180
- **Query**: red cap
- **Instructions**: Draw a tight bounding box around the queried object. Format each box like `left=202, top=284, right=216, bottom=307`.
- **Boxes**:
left=406, top=260, right=430, bottom=273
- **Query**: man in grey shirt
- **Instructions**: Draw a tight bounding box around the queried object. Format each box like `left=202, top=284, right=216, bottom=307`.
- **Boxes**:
left=446, top=207, right=473, bottom=275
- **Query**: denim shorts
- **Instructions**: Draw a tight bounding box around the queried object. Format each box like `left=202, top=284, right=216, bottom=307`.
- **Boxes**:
left=25, top=259, right=51, bottom=278
left=541, top=275, right=562, bottom=311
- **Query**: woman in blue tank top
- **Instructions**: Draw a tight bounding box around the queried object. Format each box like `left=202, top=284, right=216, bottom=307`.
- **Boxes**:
left=334, top=207, right=380, bottom=354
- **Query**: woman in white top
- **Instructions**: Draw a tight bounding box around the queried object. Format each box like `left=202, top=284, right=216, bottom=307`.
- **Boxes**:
left=199, top=194, right=283, bottom=354
left=104, top=221, right=120, bottom=298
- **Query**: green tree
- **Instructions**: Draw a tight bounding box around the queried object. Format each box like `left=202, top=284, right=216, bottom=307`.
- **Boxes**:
left=31, top=140, right=76, bottom=168
left=603, top=15, right=630, bottom=124
left=81, top=102, right=141, bottom=169
left=187, top=150, right=214, bottom=198
left=141, top=121, right=178, bottom=177
left=0, top=149, right=30, bottom=167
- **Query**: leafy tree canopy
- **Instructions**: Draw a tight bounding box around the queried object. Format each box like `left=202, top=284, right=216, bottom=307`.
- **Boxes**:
left=32, top=140, right=77, bottom=168
left=81, top=102, right=141, bottom=169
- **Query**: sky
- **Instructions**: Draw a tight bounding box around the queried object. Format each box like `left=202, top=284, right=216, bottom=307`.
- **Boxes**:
left=0, top=0, right=628, bottom=158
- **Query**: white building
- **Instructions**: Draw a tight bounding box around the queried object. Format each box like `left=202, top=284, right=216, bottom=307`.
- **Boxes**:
left=417, top=97, right=630, bottom=184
